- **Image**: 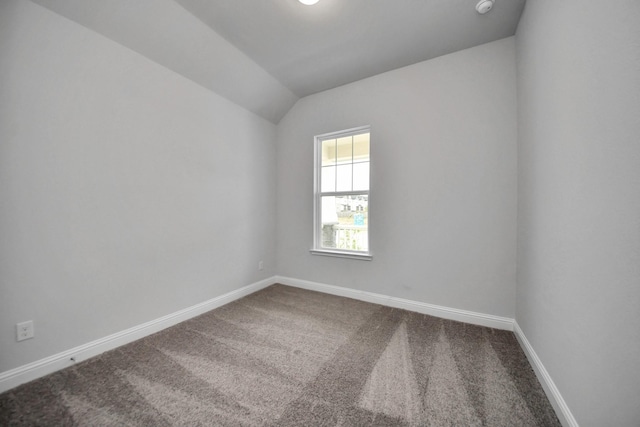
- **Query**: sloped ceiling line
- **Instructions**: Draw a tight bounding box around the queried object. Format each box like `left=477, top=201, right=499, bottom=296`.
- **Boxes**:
left=29, top=0, right=298, bottom=123
left=28, top=0, right=525, bottom=124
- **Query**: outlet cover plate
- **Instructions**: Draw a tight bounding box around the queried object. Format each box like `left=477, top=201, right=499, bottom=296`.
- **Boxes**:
left=16, top=320, right=34, bottom=341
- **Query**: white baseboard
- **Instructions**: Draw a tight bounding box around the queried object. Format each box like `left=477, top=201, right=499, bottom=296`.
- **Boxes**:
left=275, top=276, right=514, bottom=331
left=513, top=322, right=578, bottom=427
left=0, top=276, right=276, bottom=394
left=2, top=274, right=574, bottom=427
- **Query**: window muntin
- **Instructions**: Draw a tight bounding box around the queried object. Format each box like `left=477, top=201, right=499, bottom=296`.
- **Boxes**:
left=313, top=127, right=371, bottom=259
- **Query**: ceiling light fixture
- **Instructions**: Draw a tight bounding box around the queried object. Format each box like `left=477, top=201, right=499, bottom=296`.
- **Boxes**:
left=299, top=0, right=320, bottom=5
left=476, top=0, right=494, bottom=14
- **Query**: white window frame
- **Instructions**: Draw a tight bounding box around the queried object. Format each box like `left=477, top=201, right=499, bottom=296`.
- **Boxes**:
left=311, top=125, right=372, bottom=261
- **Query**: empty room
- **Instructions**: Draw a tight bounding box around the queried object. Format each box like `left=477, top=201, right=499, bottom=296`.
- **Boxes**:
left=1, top=0, right=638, bottom=425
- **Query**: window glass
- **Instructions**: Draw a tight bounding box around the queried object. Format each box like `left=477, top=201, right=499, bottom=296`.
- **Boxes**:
left=336, top=136, right=352, bottom=164
left=321, top=139, right=336, bottom=166
left=353, top=162, right=369, bottom=191
left=320, top=195, right=369, bottom=251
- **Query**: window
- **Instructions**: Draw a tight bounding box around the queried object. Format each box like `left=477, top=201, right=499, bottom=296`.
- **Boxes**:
left=312, top=126, right=371, bottom=260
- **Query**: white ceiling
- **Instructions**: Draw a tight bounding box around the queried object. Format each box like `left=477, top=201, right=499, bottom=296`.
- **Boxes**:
left=29, top=0, right=525, bottom=123
left=176, top=0, right=526, bottom=97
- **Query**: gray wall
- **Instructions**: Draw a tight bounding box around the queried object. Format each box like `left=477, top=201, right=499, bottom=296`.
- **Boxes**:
left=516, top=1, right=640, bottom=425
left=0, top=0, right=277, bottom=373
left=277, top=38, right=518, bottom=318
left=29, top=0, right=298, bottom=124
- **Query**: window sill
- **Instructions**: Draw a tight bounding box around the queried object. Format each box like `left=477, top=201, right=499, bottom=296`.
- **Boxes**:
left=310, top=249, right=373, bottom=261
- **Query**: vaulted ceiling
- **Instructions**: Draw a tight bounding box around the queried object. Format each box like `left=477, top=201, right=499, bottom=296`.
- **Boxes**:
left=30, top=0, right=525, bottom=123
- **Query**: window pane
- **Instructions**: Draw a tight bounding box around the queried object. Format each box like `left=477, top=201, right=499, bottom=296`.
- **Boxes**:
left=321, top=139, right=336, bottom=166
left=321, top=166, right=336, bottom=192
left=320, top=195, right=368, bottom=251
left=353, top=133, right=370, bottom=162
left=336, top=164, right=352, bottom=192
left=336, top=136, right=352, bottom=164
left=353, top=162, right=369, bottom=191
left=320, top=196, right=339, bottom=249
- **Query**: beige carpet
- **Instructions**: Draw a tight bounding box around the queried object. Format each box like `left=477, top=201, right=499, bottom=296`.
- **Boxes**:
left=0, top=284, right=560, bottom=426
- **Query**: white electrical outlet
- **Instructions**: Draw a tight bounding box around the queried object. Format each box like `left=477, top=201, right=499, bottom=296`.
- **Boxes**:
left=16, top=320, right=34, bottom=342
left=258, top=261, right=264, bottom=270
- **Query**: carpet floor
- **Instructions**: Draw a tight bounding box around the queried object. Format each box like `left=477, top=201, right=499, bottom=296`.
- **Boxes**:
left=0, top=284, right=560, bottom=426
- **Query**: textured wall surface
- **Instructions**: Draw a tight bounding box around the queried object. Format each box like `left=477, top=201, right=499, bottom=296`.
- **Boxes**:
left=516, top=1, right=640, bottom=425
left=0, top=0, right=277, bottom=373
left=277, top=38, right=518, bottom=318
